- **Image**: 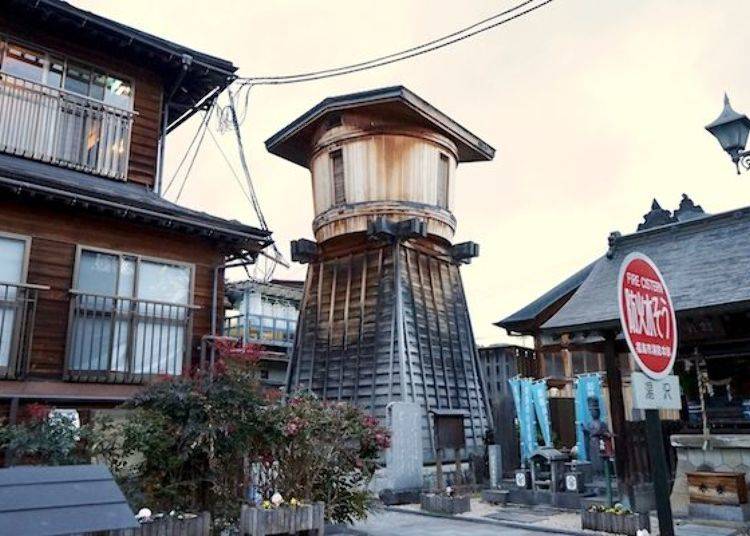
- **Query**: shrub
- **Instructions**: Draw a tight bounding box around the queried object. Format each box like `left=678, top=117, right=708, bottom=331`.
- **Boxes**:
left=94, top=343, right=269, bottom=524
left=256, top=393, right=390, bottom=524
left=0, top=403, right=89, bottom=466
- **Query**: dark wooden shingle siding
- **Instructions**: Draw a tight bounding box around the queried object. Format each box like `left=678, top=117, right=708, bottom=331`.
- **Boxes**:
left=288, top=239, right=488, bottom=459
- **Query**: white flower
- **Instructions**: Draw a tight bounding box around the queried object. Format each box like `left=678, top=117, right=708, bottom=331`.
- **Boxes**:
left=445, top=486, right=453, bottom=496
left=136, top=508, right=152, bottom=522
left=271, top=492, right=284, bottom=507
left=636, top=530, right=650, bottom=536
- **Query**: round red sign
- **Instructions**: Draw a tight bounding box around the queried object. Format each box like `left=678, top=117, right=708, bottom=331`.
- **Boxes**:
left=617, top=252, right=677, bottom=379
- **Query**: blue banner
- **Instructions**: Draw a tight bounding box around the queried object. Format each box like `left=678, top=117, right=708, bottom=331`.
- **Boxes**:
left=574, top=373, right=606, bottom=461
left=532, top=380, right=552, bottom=447
left=508, top=377, right=525, bottom=461
left=520, top=379, right=538, bottom=461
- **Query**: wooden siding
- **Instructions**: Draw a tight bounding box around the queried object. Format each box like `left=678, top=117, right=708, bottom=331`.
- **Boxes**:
left=288, top=237, right=489, bottom=460
left=308, top=114, right=459, bottom=243
left=0, top=197, right=223, bottom=380
left=0, top=14, right=163, bottom=189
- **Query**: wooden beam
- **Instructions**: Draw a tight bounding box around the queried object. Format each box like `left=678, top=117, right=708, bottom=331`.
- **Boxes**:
left=603, top=330, right=633, bottom=505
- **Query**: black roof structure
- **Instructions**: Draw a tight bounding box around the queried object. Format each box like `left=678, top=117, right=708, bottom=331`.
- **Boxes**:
left=266, top=86, right=496, bottom=167
left=0, top=154, right=271, bottom=250
left=6, top=0, right=238, bottom=130
left=496, top=261, right=598, bottom=334
left=542, top=203, right=750, bottom=333
left=0, top=464, right=138, bottom=536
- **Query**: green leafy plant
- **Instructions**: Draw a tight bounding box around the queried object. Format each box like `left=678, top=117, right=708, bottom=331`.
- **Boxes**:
left=0, top=403, right=89, bottom=466
left=93, top=343, right=269, bottom=525
left=256, top=393, right=391, bottom=524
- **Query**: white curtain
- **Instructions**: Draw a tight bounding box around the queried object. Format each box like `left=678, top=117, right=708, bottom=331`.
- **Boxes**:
left=0, top=237, right=25, bottom=367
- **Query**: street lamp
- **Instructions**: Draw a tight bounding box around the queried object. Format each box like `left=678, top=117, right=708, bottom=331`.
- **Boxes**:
left=706, top=94, right=750, bottom=174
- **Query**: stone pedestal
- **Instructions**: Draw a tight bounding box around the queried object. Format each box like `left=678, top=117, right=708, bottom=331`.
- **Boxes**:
left=670, top=434, right=750, bottom=517
left=378, top=402, right=423, bottom=505
left=488, top=445, right=503, bottom=488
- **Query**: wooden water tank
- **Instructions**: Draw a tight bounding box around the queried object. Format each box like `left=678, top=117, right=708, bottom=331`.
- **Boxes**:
left=266, top=86, right=495, bottom=244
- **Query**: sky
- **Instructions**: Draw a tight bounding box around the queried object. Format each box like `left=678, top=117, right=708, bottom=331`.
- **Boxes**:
left=74, top=0, right=750, bottom=347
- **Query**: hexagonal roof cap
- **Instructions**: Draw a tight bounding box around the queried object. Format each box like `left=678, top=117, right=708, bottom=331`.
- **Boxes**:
left=265, top=86, right=496, bottom=167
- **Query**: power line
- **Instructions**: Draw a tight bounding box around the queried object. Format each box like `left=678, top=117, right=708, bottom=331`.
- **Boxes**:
left=164, top=104, right=212, bottom=196
left=175, top=105, right=213, bottom=202
left=238, top=0, right=554, bottom=86
left=207, top=126, right=254, bottom=205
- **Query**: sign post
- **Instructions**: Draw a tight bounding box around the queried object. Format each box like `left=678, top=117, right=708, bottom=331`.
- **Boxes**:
left=618, top=252, right=679, bottom=536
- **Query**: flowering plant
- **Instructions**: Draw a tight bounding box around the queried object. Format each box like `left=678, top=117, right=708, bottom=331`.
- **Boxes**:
left=0, top=404, right=89, bottom=466
left=255, top=393, right=390, bottom=524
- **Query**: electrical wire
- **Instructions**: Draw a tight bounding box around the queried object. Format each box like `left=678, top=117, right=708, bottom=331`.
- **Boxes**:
left=163, top=105, right=213, bottom=194
left=238, top=0, right=554, bottom=86
left=175, top=105, right=213, bottom=202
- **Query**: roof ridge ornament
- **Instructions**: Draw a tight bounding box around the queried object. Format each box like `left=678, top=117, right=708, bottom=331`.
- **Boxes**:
left=638, top=198, right=673, bottom=231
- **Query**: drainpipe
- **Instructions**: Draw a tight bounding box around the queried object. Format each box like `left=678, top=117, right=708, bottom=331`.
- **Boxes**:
left=155, top=54, right=192, bottom=195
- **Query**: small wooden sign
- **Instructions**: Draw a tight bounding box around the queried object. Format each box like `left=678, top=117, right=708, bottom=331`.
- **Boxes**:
left=686, top=472, right=748, bottom=506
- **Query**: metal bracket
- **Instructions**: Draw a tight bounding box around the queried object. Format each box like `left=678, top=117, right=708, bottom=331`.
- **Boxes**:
left=366, top=217, right=427, bottom=241
left=290, top=238, right=318, bottom=264
left=451, top=241, right=479, bottom=264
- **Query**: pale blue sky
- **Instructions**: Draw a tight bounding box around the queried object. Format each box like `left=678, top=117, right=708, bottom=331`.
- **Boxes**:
left=75, top=0, right=750, bottom=346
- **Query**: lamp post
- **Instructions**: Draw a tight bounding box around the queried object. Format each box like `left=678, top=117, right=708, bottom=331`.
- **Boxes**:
left=705, top=94, right=750, bottom=174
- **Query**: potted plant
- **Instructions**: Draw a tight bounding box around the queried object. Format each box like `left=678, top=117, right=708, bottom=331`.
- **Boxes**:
left=240, top=493, right=325, bottom=536
left=581, top=503, right=650, bottom=535
left=420, top=485, right=471, bottom=515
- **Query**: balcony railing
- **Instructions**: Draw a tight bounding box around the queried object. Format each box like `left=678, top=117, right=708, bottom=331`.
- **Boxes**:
left=65, top=291, right=197, bottom=383
left=224, top=313, right=297, bottom=347
left=0, top=282, right=48, bottom=380
left=0, top=72, right=135, bottom=180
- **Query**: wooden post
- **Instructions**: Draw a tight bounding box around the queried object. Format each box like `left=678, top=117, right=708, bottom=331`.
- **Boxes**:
left=435, top=448, right=444, bottom=492
left=646, top=409, right=675, bottom=536
left=454, top=447, right=462, bottom=488
left=603, top=330, right=633, bottom=505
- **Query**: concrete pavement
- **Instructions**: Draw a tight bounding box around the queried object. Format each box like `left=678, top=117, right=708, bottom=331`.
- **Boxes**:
left=346, top=509, right=575, bottom=536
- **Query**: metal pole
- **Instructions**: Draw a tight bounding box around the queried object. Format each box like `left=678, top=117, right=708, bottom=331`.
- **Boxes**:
left=645, top=409, right=674, bottom=536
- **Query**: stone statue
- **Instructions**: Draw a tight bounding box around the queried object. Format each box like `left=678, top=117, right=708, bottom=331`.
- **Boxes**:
left=584, top=397, right=610, bottom=475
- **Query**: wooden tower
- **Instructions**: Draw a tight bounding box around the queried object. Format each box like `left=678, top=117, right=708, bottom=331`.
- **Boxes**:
left=266, top=86, right=495, bottom=458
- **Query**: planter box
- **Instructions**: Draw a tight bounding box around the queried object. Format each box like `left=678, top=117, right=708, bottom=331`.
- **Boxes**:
left=111, top=512, right=210, bottom=536
left=240, top=502, right=325, bottom=536
left=581, top=510, right=649, bottom=536
left=420, top=493, right=471, bottom=515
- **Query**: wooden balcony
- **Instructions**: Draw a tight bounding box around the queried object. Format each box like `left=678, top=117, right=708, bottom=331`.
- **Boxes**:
left=0, top=72, right=135, bottom=180
left=64, top=291, right=197, bottom=383
left=0, top=282, right=48, bottom=380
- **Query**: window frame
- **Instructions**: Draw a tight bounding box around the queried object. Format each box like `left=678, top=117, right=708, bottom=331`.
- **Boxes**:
left=67, top=244, right=196, bottom=378
left=437, top=153, right=450, bottom=210
left=330, top=148, right=346, bottom=206
left=0, top=231, right=31, bottom=286
left=0, top=32, right=135, bottom=111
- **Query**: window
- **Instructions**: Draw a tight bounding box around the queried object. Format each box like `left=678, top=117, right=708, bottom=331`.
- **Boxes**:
left=572, top=351, right=603, bottom=375
left=0, top=37, right=133, bottom=110
left=330, top=149, right=345, bottom=205
left=543, top=351, right=565, bottom=377
left=0, top=235, right=26, bottom=367
left=437, top=154, right=450, bottom=209
left=68, top=249, right=192, bottom=376
left=0, top=36, right=134, bottom=178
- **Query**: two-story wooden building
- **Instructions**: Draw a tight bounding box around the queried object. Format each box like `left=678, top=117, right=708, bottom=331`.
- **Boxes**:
left=0, top=0, right=271, bottom=421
